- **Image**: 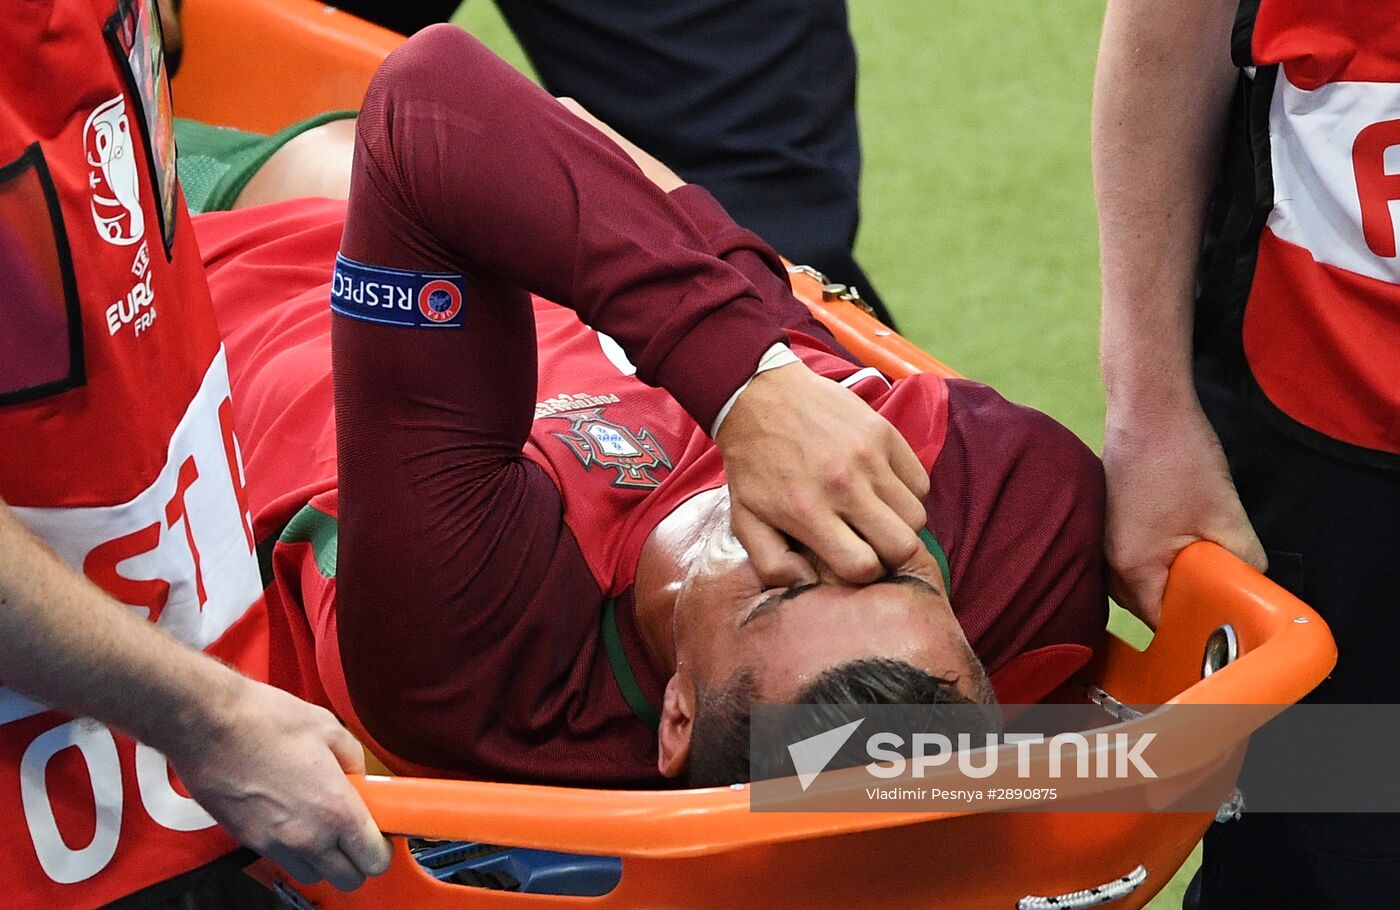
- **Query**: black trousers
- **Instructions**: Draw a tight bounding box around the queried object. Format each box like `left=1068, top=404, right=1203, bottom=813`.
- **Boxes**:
left=333, top=0, right=893, bottom=326
left=1186, top=361, right=1400, bottom=908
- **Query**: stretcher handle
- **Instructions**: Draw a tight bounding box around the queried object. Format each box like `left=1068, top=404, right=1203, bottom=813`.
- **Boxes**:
left=341, top=706, right=1245, bottom=858
left=348, top=773, right=956, bottom=858
left=1156, top=542, right=1335, bottom=708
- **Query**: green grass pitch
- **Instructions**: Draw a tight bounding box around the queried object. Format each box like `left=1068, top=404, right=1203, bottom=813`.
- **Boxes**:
left=451, top=1, right=1197, bottom=904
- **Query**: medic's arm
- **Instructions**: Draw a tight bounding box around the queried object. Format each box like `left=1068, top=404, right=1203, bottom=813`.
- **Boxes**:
left=1094, top=0, right=1266, bottom=625
left=0, top=498, right=389, bottom=889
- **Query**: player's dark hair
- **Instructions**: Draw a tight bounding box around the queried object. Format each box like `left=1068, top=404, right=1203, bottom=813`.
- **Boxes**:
left=686, top=657, right=1001, bottom=788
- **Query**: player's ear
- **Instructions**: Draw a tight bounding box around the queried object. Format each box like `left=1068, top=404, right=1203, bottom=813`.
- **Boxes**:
left=657, top=672, right=695, bottom=778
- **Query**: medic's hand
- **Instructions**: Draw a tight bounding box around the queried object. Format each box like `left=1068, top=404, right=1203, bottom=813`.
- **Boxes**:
left=163, top=677, right=392, bottom=891
left=1103, top=400, right=1267, bottom=628
left=716, top=361, right=930, bottom=585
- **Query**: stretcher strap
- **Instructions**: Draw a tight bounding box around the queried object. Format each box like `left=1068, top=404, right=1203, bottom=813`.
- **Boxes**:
left=1017, top=864, right=1147, bottom=909
left=1085, top=686, right=1145, bottom=723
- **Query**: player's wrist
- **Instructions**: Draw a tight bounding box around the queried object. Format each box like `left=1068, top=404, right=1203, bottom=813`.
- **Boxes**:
left=651, top=299, right=785, bottom=433
left=714, top=359, right=819, bottom=452
left=710, top=343, right=800, bottom=436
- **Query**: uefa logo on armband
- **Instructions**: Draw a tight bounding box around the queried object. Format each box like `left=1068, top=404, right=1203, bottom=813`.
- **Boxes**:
left=418, top=280, right=463, bottom=324
left=331, top=255, right=467, bottom=328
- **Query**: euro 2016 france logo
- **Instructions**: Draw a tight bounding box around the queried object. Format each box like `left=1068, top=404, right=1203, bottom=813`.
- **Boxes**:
left=418, top=280, right=463, bottom=324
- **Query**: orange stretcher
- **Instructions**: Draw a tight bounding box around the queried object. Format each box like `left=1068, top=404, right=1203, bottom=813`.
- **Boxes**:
left=172, top=3, right=1338, bottom=907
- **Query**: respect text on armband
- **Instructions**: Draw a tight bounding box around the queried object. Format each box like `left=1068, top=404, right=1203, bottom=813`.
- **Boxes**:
left=330, top=254, right=467, bottom=329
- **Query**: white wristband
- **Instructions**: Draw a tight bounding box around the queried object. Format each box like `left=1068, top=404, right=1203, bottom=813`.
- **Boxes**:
left=710, top=342, right=800, bottom=437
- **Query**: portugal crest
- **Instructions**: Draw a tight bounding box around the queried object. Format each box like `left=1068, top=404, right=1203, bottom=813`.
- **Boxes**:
left=547, top=408, right=673, bottom=489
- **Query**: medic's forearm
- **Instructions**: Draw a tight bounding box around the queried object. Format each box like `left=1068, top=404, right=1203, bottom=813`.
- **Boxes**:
left=1094, top=0, right=1238, bottom=419
left=0, top=499, right=242, bottom=753
left=345, top=25, right=785, bottom=431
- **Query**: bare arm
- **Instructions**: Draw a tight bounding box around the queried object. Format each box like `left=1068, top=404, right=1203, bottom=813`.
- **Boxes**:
left=0, top=500, right=389, bottom=890
left=1094, top=0, right=1266, bottom=625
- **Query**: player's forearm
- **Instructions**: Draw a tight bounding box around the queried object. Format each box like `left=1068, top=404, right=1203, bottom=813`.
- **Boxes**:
left=0, top=500, right=241, bottom=752
left=1094, top=0, right=1238, bottom=420
left=347, top=26, right=784, bottom=431
left=557, top=99, right=846, bottom=353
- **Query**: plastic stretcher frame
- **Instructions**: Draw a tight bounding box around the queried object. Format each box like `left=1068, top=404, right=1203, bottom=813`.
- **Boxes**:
left=172, top=3, right=1338, bottom=908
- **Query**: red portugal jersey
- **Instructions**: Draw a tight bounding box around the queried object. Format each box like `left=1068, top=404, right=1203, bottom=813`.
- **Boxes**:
left=1198, top=1, right=1400, bottom=466
left=0, top=2, right=265, bottom=906
left=197, top=196, right=1107, bottom=788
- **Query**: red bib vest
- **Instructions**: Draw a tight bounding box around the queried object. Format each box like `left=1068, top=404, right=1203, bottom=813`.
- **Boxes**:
left=0, top=1, right=265, bottom=905
left=1203, top=1, right=1400, bottom=465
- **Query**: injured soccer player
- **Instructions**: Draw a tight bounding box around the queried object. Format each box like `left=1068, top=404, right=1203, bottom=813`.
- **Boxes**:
left=195, top=25, right=1107, bottom=789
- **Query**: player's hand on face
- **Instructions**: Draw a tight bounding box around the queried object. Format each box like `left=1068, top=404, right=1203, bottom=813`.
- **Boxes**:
left=716, top=361, right=930, bottom=586
left=555, top=96, right=928, bottom=585
left=163, top=678, right=392, bottom=891
left=1103, top=400, right=1267, bottom=628
left=556, top=98, right=687, bottom=193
